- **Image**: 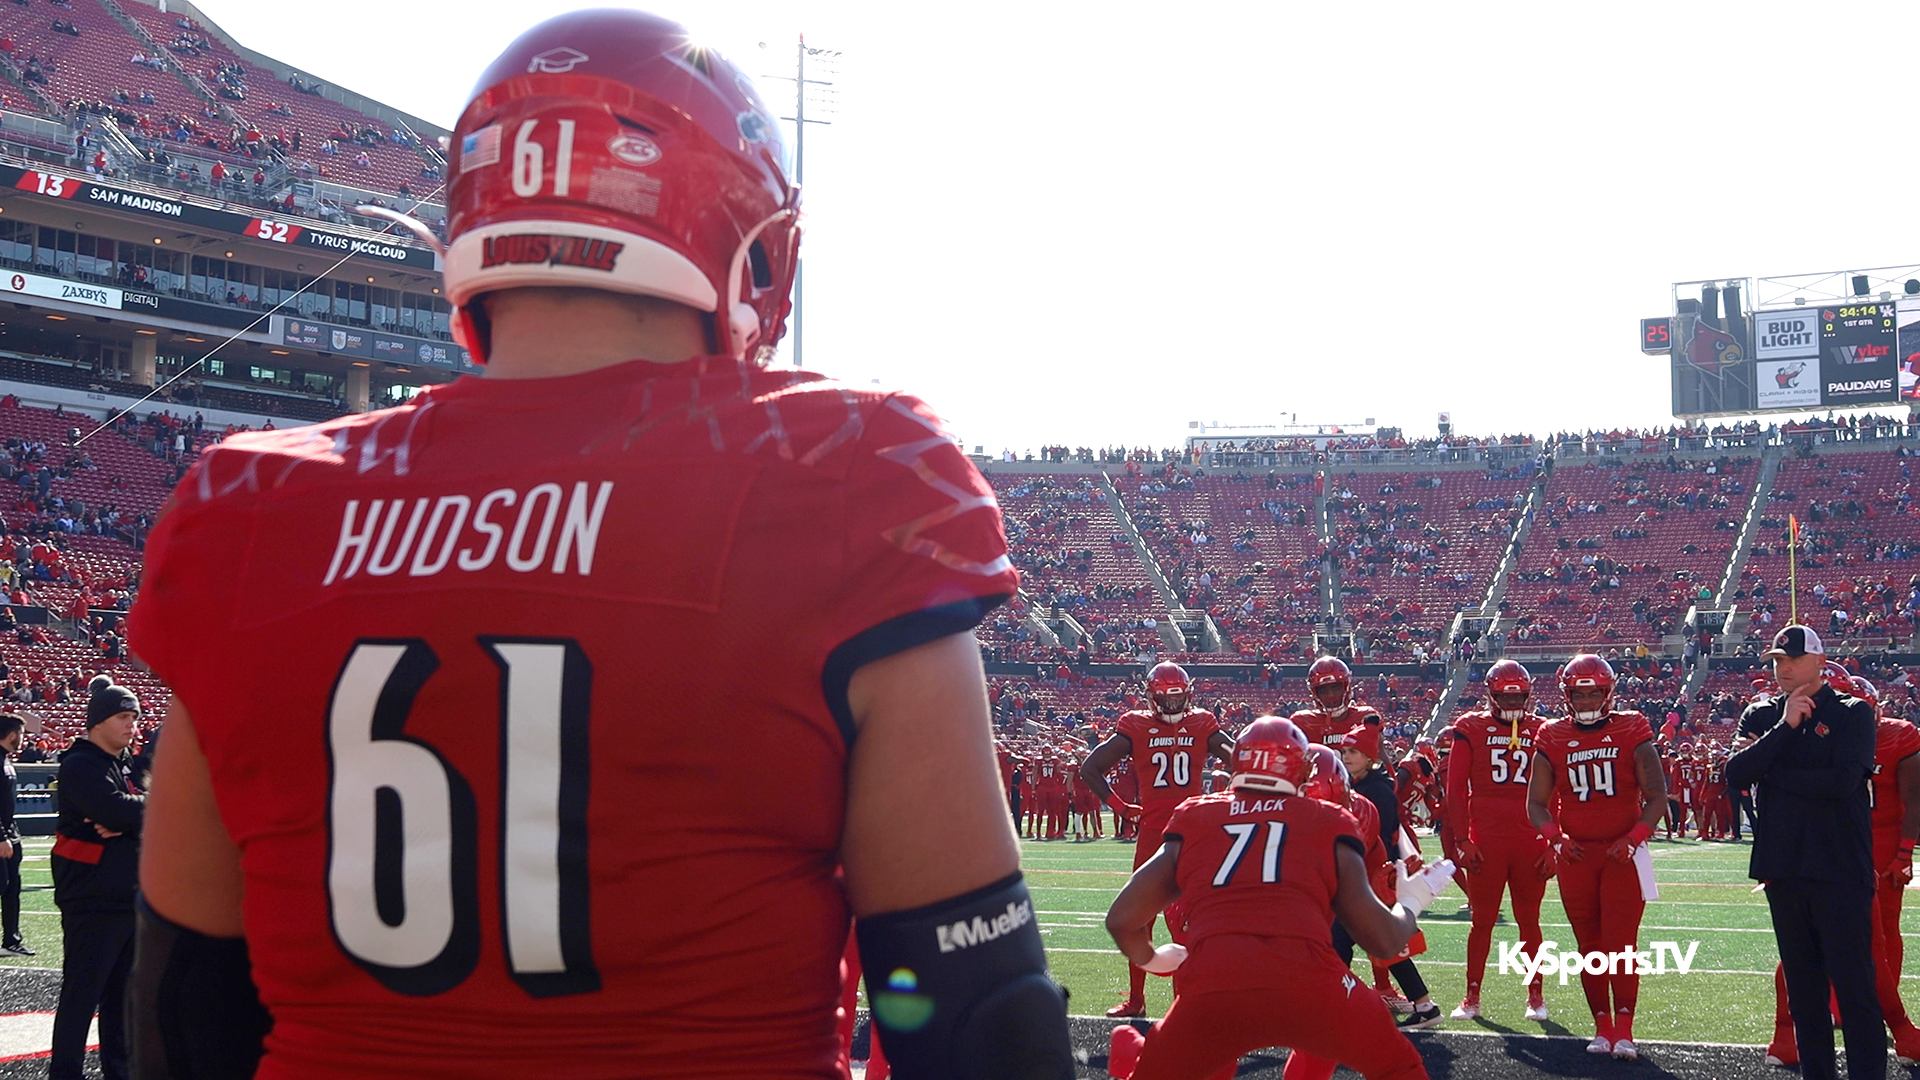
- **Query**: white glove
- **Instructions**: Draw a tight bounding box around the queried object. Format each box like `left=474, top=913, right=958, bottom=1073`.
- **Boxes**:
left=1394, top=857, right=1457, bottom=917
left=1141, top=943, right=1188, bottom=975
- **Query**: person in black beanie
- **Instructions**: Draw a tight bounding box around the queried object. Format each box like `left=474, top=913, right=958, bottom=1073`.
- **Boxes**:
left=0, top=712, right=30, bottom=956
left=49, top=675, right=144, bottom=1080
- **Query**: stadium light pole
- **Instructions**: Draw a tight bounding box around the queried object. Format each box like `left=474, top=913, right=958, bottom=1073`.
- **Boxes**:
left=761, top=35, right=838, bottom=368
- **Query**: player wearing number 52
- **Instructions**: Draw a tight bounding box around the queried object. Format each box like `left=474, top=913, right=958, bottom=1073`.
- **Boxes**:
left=121, top=9, right=1075, bottom=1080
left=1525, top=654, right=1666, bottom=1062
left=1725, top=626, right=1882, bottom=1080
left=1080, top=661, right=1236, bottom=1018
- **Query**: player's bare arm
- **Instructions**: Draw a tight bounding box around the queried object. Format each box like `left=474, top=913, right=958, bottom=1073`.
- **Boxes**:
left=1105, top=839, right=1181, bottom=968
left=1527, top=749, right=1582, bottom=861
left=135, top=704, right=242, bottom=934
left=1631, top=741, right=1668, bottom=833
left=1079, top=734, right=1132, bottom=804
left=1330, top=842, right=1418, bottom=960
left=130, top=702, right=270, bottom=1075
left=843, top=632, right=1018, bottom=915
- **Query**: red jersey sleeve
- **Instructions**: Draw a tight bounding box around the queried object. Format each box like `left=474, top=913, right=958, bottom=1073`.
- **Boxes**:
left=126, top=449, right=252, bottom=701
left=822, top=394, right=1017, bottom=725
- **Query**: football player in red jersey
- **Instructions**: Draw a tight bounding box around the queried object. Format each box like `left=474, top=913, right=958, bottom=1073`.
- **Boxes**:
left=1036, top=754, right=1069, bottom=840
left=1446, top=660, right=1553, bottom=1022
left=1290, top=656, right=1383, bottom=749
left=1081, top=661, right=1235, bottom=1017
left=126, top=12, right=1075, bottom=1080
left=1526, top=654, right=1666, bottom=1062
left=1103, top=718, right=1442, bottom=1080
left=1763, top=674, right=1920, bottom=1067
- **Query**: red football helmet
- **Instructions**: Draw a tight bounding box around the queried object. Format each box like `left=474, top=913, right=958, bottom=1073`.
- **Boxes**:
left=1148, top=661, right=1193, bottom=715
left=1559, top=654, right=1615, bottom=723
left=444, top=9, right=800, bottom=364
left=1302, top=743, right=1350, bottom=804
left=1823, top=661, right=1855, bottom=695
left=1852, top=676, right=1879, bottom=708
left=1308, top=656, right=1352, bottom=717
left=1486, top=658, right=1532, bottom=722
left=1230, top=717, right=1311, bottom=795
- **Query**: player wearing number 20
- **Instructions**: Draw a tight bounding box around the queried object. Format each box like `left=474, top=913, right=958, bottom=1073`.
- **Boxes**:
left=121, top=10, right=1076, bottom=1080
left=1444, top=659, right=1552, bottom=1023
left=1081, top=662, right=1235, bottom=1018
left=1525, top=654, right=1666, bottom=1062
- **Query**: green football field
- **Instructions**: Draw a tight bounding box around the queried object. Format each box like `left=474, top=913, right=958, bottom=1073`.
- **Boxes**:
left=5, top=832, right=1910, bottom=1049
left=1023, top=830, right=1907, bottom=1046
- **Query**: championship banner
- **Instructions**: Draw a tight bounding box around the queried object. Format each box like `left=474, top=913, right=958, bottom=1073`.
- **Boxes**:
left=276, top=316, right=475, bottom=372
left=1753, top=309, right=1819, bottom=359
left=1818, top=302, right=1899, bottom=407
left=1756, top=358, right=1818, bottom=410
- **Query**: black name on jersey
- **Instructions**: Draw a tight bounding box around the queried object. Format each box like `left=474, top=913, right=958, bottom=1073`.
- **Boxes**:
left=1230, top=797, right=1289, bottom=814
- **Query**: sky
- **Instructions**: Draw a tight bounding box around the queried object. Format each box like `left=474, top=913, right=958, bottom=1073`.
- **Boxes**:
left=187, top=0, right=1920, bottom=455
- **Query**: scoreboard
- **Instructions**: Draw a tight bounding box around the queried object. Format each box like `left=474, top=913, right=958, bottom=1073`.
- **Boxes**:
left=1653, top=277, right=1916, bottom=417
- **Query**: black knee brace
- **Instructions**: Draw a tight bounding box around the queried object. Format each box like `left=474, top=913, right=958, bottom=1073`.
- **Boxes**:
left=855, top=872, right=1073, bottom=1080
left=130, top=895, right=272, bottom=1080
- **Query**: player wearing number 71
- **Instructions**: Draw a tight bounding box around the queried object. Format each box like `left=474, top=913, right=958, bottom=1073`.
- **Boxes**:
left=115, top=9, right=1076, bottom=1080
left=1525, top=654, right=1666, bottom=1062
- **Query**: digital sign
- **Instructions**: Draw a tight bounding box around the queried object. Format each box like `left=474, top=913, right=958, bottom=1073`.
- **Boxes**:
left=1818, top=302, right=1898, bottom=407
left=1639, top=317, right=1671, bottom=355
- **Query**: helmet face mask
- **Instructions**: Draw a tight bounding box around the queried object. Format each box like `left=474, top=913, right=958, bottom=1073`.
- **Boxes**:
left=1308, top=656, right=1352, bottom=717
left=1486, top=659, right=1532, bottom=722
left=1559, top=654, right=1615, bottom=724
left=1491, top=691, right=1531, bottom=722
left=1147, top=661, right=1193, bottom=715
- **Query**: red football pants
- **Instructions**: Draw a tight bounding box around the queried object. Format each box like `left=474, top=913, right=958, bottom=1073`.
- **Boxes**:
left=1125, top=815, right=1185, bottom=1004
left=1041, top=788, right=1068, bottom=837
left=1881, top=868, right=1906, bottom=979
left=1556, top=847, right=1645, bottom=1032
left=1464, top=832, right=1550, bottom=997
left=1134, top=978, right=1427, bottom=1080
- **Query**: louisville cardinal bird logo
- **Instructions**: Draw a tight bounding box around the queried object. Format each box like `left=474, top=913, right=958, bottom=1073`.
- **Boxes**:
left=1683, top=321, right=1744, bottom=371
left=1774, top=360, right=1806, bottom=389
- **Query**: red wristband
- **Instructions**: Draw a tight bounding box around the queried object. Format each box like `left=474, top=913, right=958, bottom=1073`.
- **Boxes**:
left=1901, top=842, right=1916, bottom=856
left=1626, top=822, right=1653, bottom=845
left=1540, top=821, right=1562, bottom=841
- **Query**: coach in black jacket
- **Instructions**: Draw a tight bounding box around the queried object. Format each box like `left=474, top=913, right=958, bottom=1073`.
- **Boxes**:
left=1724, top=626, right=1878, bottom=1080
left=49, top=675, right=144, bottom=1080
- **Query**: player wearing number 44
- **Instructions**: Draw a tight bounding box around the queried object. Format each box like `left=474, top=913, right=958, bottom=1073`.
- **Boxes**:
left=118, top=8, right=1078, bottom=1080
left=1526, top=654, right=1667, bottom=1062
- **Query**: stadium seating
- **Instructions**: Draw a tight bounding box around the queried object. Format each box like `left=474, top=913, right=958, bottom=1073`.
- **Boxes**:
left=1499, top=458, right=1753, bottom=652
left=1116, top=470, right=1324, bottom=662
left=988, top=473, right=1168, bottom=662
left=1737, top=450, right=1919, bottom=649
left=1330, top=470, right=1530, bottom=656
left=117, top=1, right=435, bottom=196
left=0, top=0, right=213, bottom=149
